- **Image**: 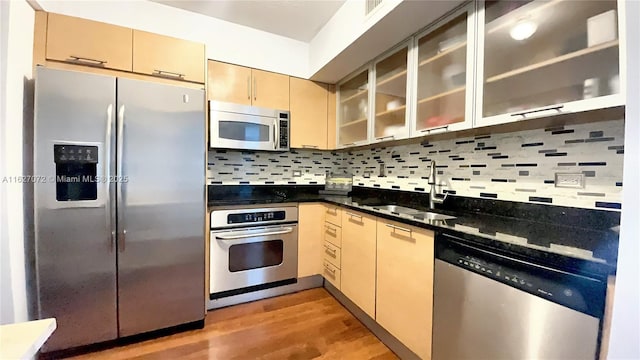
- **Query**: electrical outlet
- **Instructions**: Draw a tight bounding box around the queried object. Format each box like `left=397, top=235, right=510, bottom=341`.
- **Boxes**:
left=293, top=170, right=302, bottom=177
left=555, top=173, right=585, bottom=188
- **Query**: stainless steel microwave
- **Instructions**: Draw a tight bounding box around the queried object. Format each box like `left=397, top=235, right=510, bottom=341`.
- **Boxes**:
left=209, top=101, right=290, bottom=151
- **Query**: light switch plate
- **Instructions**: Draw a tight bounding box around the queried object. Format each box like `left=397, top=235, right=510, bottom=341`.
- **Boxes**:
left=555, top=173, right=585, bottom=188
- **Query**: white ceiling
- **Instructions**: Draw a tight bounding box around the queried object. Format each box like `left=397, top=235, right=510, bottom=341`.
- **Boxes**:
left=152, top=0, right=346, bottom=42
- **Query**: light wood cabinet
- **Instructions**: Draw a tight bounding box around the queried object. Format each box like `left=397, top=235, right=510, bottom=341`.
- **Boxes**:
left=297, top=203, right=325, bottom=278
left=323, top=260, right=341, bottom=289
left=251, top=69, right=290, bottom=109
left=327, top=84, right=337, bottom=149
left=133, top=30, right=205, bottom=83
left=290, top=78, right=328, bottom=149
left=323, top=241, right=341, bottom=268
left=324, top=205, right=342, bottom=227
left=46, top=13, right=133, bottom=72
left=341, top=210, right=377, bottom=318
left=207, top=60, right=252, bottom=105
left=324, top=222, right=342, bottom=248
left=207, top=60, right=290, bottom=109
left=376, top=219, right=434, bottom=360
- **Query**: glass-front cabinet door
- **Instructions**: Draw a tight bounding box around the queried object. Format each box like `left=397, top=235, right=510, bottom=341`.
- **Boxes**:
left=413, top=5, right=475, bottom=136
left=338, top=68, right=370, bottom=147
left=372, top=43, right=411, bottom=142
left=478, top=0, right=623, bottom=125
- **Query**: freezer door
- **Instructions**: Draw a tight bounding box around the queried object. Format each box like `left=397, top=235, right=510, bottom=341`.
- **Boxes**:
left=116, top=78, right=206, bottom=336
left=33, top=67, right=117, bottom=351
left=432, top=259, right=600, bottom=360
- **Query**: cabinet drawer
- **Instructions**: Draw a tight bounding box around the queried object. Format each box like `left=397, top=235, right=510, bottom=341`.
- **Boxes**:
left=46, top=13, right=133, bottom=71
left=323, top=241, right=341, bottom=268
left=323, top=260, right=341, bottom=289
left=325, top=206, right=342, bottom=226
left=133, top=30, right=205, bottom=83
left=324, top=222, right=342, bottom=248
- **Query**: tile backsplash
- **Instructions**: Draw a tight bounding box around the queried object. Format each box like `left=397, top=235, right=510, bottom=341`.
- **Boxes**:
left=208, top=118, right=624, bottom=210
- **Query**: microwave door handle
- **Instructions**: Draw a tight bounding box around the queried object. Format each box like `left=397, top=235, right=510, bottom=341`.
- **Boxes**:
left=215, top=227, right=293, bottom=240
left=274, top=119, right=279, bottom=150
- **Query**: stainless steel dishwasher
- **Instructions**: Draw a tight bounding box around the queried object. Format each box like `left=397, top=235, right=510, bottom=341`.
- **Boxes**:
left=432, top=233, right=606, bottom=360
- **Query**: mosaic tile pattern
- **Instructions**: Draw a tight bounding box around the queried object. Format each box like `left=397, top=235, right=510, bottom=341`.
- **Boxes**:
left=208, top=119, right=624, bottom=210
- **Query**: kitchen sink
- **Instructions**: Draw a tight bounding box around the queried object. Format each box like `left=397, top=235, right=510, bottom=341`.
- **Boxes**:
left=412, top=212, right=456, bottom=221
left=370, top=204, right=423, bottom=215
left=367, top=204, right=456, bottom=221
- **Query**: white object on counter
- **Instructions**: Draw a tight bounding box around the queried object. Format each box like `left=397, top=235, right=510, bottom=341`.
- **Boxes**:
left=0, top=318, right=57, bottom=360
left=587, top=10, right=617, bottom=47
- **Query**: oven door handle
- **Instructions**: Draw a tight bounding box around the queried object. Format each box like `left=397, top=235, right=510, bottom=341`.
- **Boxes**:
left=215, top=227, right=294, bottom=240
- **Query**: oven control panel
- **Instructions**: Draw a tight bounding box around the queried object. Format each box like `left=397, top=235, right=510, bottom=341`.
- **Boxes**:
left=227, top=211, right=286, bottom=224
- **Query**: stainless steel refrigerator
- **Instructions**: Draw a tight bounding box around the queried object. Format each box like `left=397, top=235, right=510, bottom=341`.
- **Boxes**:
left=33, top=67, right=206, bottom=352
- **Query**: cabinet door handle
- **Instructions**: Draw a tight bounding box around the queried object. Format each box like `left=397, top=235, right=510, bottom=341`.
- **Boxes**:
left=302, top=145, right=319, bottom=149
left=420, top=125, right=448, bottom=133
left=345, top=212, right=362, bottom=220
left=253, top=77, right=257, bottom=100
left=386, top=223, right=412, bottom=233
left=326, top=208, right=338, bottom=215
left=69, top=55, right=107, bottom=66
left=152, top=69, right=185, bottom=79
left=510, top=105, right=564, bottom=118
left=247, top=76, right=251, bottom=100
left=375, top=135, right=395, bottom=141
left=344, top=142, right=357, bottom=146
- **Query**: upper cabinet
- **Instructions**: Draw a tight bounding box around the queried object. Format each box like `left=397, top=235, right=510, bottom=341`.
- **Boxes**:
left=251, top=69, right=290, bottom=110
left=476, top=0, right=623, bottom=126
left=207, top=60, right=252, bottom=105
left=413, top=5, right=475, bottom=135
left=337, top=68, right=370, bottom=147
left=207, top=60, right=290, bottom=110
left=373, top=43, right=411, bottom=142
left=133, top=30, right=205, bottom=83
left=46, top=13, right=133, bottom=71
left=290, top=78, right=329, bottom=149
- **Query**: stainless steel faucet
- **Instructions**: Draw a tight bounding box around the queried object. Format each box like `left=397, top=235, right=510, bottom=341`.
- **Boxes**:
left=429, top=160, right=447, bottom=209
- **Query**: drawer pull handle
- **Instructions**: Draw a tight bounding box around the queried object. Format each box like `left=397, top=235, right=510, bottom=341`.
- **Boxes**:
left=346, top=212, right=362, bottom=220
left=326, top=208, right=338, bottom=215
left=325, top=225, right=337, bottom=232
left=324, top=245, right=337, bottom=254
left=386, top=223, right=412, bottom=233
left=69, top=55, right=107, bottom=66
left=324, top=264, right=336, bottom=274
left=302, top=145, right=319, bottom=149
left=153, top=69, right=185, bottom=79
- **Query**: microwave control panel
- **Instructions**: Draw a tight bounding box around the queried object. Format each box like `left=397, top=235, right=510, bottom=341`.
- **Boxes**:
left=278, top=112, right=289, bottom=149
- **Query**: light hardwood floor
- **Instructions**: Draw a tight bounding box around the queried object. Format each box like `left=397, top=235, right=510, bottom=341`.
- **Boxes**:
left=64, top=288, right=397, bottom=359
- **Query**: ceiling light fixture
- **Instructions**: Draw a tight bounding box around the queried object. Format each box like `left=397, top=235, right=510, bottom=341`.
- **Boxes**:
left=510, top=19, right=538, bottom=41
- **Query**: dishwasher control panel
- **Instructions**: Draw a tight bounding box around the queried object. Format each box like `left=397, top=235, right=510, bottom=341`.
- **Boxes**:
left=437, top=234, right=606, bottom=318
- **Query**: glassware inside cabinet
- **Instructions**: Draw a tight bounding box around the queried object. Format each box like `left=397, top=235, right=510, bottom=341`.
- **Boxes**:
left=338, top=69, right=369, bottom=146
left=374, top=46, right=408, bottom=140
left=482, top=0, right=620, bottom=118
left=415, top=12, right=469, bottom=133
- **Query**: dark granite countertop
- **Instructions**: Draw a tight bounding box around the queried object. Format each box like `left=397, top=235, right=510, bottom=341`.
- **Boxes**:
left=208, top=185, right=619, bottom=277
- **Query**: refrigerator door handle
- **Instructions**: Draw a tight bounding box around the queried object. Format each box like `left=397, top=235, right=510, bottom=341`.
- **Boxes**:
left=117, top=104, right=126, bottom=252
left=106, top=104, right=115, bottom=251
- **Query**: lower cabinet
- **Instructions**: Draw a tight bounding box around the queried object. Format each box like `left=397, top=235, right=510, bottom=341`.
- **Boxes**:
left=376, top=219, right=435, bottom=360
left=341, top=210, right=377, bottom=318
left=297, top=203, right=325, bottom=277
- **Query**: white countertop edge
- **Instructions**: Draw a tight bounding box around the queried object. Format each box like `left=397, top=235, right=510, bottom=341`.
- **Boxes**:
left=0, top=318, right=57, bottom=360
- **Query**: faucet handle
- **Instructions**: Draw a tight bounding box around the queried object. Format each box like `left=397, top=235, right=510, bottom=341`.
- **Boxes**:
left=432, top=191, right=449, bottom=204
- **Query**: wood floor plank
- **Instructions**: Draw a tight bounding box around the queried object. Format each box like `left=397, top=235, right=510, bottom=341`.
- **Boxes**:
left=63, top=288, right=397, bottom=360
